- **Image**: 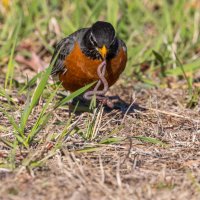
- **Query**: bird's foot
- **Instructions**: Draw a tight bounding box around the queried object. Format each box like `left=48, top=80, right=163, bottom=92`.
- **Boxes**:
left=97, top=96, right=114, bottom=108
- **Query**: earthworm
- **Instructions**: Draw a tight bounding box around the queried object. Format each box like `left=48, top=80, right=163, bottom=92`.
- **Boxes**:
left=83, top=60, right=108, bottom=100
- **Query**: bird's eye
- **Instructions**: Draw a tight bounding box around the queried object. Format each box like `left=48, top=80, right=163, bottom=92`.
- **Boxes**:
left=89, top=34, right=97, bottom=46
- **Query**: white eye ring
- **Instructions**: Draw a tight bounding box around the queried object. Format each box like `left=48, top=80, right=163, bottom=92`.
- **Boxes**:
left=89, top=35, right=94, bottom=45
left=89, top=33, right=97, bottom=46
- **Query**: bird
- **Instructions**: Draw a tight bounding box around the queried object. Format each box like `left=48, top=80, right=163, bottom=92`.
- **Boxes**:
left=50, top=21, right=127, bottom=105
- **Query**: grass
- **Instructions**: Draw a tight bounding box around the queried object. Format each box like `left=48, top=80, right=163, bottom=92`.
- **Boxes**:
left=0, top=0, right=200, bottom=199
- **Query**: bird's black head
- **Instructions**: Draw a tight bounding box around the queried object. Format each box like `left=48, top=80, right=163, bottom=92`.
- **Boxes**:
left=83, top=21, right=118, bottom=60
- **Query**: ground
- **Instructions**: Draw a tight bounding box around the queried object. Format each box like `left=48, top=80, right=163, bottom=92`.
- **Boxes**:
left=0, top=80, right=200, bottom=200
left=0, top=1, right=200, bottom=200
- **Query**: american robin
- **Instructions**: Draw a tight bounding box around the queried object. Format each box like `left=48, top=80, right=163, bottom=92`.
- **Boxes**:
left=51, top=21, right=127, bottom=103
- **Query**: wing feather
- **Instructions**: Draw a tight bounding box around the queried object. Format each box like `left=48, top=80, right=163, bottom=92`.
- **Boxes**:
left=50, top=37, right=73, bottom=76
left=50, top=28, right=88, bottom=76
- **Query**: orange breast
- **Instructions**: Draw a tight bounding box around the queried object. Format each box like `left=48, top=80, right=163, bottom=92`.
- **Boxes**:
left=59, top=42, right=127, bottom=92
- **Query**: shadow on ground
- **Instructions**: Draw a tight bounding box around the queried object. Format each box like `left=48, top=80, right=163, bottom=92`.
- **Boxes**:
left=68, top=95, right=147, bottom=114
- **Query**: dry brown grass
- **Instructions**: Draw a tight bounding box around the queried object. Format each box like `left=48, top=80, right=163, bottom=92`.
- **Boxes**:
left=0, top=79, right=200, bottom=200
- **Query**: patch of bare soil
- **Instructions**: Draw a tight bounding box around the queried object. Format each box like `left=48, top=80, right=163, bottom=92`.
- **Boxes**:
left=0, top=79, right=200, bottom=200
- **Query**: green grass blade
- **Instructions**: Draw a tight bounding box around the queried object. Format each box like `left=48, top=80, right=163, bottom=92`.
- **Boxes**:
left=4, top=18, right=21, bottom=89
left=100, top=137, right=124, bottom=144
left=175, top=54, right=193, bottom=93
left=26, top=84, right=61, bottom=144
left=133, top=136, right=167, bottom=147
left=163, top=0, right=173, bottom=41
left=19, top=71, right=42, bottom=94
left=8, top=139, right=18, bottom=170
left=107, top=0, right=119, bottom=29
left=166, top=59, right=200, bottom=76
left=84, top=0, right=104, bottom=26
left=19, top=65, right=52, bottom=133
left=0, top=107, right=22, bottom=138
left=76, top=146, right=102, bottom=153
left=54, top=81, right=96, bottom=109
left=0, top=107, right=27, bottom=146
left=0, top=137, right=14, bottom=148
left=0, top=86, right=15, bottom=105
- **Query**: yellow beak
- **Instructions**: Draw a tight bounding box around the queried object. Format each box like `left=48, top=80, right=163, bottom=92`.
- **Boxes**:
left=98, top=45, right=107, bottom=60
